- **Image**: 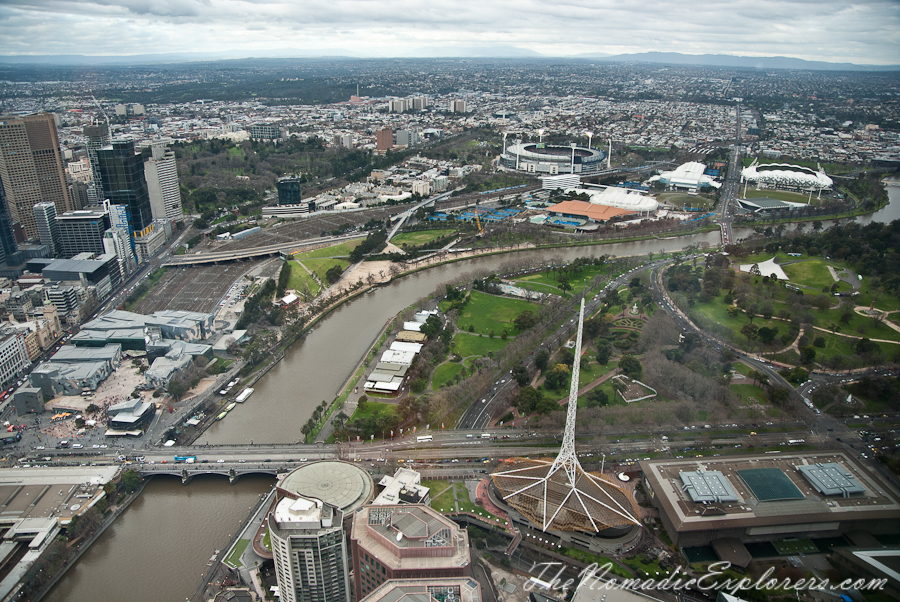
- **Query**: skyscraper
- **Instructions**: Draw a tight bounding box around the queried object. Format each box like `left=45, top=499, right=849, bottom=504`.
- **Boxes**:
left=96, top=140, right=153, bottom=234
left=83, top=123, right=110, bottom=194
left=0, top=113, right=72, bottom=239
left=143, top=144, right=183, bottom=222
left=0, top=178, right=20, bottom=266
left=33, top=202, right=60, bottom=257
left=268, top=494, right=350, bottom=602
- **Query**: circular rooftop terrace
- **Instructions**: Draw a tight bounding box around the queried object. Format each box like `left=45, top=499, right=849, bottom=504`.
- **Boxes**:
left=278, top=460, right=374, bottom=513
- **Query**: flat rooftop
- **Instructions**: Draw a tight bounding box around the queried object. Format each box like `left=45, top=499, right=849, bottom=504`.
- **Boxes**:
left=640, top=451, right=900, bottom=534
left=0, top=466, right=119, bottom=526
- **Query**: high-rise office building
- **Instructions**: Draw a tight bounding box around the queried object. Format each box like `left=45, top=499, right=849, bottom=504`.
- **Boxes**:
left=0, top=113, right=72, bottom=239
left=33, top=202, right=60, bottom=257
left=83, top=123, right=110, bottom=192
left=376, top=128, right=393, bottom=152
left=268, top=494, right=350, bottom=602
left=56, top=209, right=111, bottom=258
left=0, top=178, right=20, bottom=266
left=96, top=140, right=153, bottom=235
left=350, top=504, right=471, bottom=600
left=143, top=144, right=183, bottom=222
left=276, top=177, right=304, bottom=206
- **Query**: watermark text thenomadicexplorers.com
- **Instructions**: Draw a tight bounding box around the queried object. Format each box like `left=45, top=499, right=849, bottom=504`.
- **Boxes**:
left=525, top=561, right=888, bottom=597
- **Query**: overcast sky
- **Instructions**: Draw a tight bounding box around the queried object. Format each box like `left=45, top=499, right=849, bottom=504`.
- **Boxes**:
left=1, top=0, right=898, bottom=65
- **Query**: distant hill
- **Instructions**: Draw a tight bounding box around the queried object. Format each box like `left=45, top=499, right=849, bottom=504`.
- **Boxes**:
left=408, top=46, right=544, bottom=58
left=1, top=49, right=896, bottom=71
left=575, top=51, right=900, bottom=72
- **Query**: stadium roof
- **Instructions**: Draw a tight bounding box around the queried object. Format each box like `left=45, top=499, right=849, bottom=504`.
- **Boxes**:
left=799, top=463, right=866, bottom=496
left=547, top=200, right=636, bottom=223
left=649, top=161, right=721, bottom=190
left=737, top=468, right=805, bottom=501
left=742, top=161, right=833, bottom=190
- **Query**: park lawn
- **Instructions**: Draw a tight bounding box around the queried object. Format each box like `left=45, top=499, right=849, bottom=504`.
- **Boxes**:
left=457, top=290, right=540, bottom=334
left=578, top=360, right=620, bottom=389
left=432, top=362, right=466, bottom=388
left=575, top=380, right=625, bottom=408
left=285, top=261, right=321, bottom=298
left=293, top=239, right=362, bottom=260
left=834, top=280, right=853, bottom=293
left=451, top=333, right=510, bottom=358
left=227, top=146, right=245, bottom=159
left=782, top=260, right=838, bottom=290
left=745, top=189, right=814, bottom=203
left=731, top=383, right=768, bottom=405
left=392, top=229, right=456, bottom=246
left=430, top=485, right=457, bottom=513
left=807, top=330, right=863, bottom=361
left=693, top=295, right=785, bottom=350
left=855, top=279, right=900, bottom=312
left=350, top=400, right=397, bottom=424
left=561, top=548, right=632, bottom=578
left=512, top=264, right=608, bottom=292
left=623, top=554, right=667, bottom=578
left=733, top=362, right=754, bottom=377
left=814, top=308, right=900, bottom=342
left=224, top=539, right=249, bottom=568
left=301, top=257, right=350, bottom=283
left=513, top=281, right=563, bottom=296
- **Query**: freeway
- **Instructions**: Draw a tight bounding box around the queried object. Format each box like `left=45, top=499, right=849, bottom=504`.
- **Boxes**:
left=715, top=105, right=743, bottom=245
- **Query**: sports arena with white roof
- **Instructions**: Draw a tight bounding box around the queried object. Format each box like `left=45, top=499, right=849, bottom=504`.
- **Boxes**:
left=564, top=185, right=659, bottom=213
left=648, top=162, right=721, bottom=191
left=741, top=161, right=833, bottom=191
left=500, top=142, right=606, bottom=175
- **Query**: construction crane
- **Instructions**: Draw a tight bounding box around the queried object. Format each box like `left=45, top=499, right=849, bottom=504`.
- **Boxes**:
left=474, top=212, right=484, bottom=237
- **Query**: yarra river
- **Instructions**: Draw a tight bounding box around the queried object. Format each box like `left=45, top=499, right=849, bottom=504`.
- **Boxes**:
left=45, top=186, right=900, bottom=602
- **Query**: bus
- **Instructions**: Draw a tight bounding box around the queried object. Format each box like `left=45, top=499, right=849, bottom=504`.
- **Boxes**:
left=416, top=435, right=433, bottom=443
left=174, top=455, right=197, bottom=463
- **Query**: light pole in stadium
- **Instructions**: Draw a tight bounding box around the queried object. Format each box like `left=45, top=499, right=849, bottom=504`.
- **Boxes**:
left=538, top=129, right=544, bottom=144
left=586, top=131, right=593, bottom=150
left=570, top=143, right=577, bottom=173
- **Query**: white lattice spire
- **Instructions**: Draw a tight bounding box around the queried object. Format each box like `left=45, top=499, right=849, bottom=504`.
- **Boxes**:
left=547, top=297, right=585, bottom=486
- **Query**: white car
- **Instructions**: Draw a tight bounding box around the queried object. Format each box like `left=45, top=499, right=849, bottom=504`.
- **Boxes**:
left=217, top=459, right=225, bottom=463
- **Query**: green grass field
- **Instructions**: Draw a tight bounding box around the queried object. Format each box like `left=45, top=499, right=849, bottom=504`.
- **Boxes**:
left=456, top=290, right=540, bottom=334
left=782, top=260, right=838, bottom=290
left=561, top=548, right=632, bottom=578
left=350, top=400, right=397, bottom=424
left=450, top=333, right=510, bottom=358
left=658, top=192, right=716, bottom=209
left=285, top=261, right=321, bottom=298
left=512, top=265, right=609, bottom=294
left=815, top=308, right=900, bottom=342
left=855, top=279, right=900, bottom=312
left=693, top=294, right=786, bottom=351
left=731, top=383, right=768, bottom=405
left=392, top=229, right=456, bottom=247
left=745, top=189, right=817, bottom=204
left=224, top=539, right=249, bottom=568
left=302, top=257, right=350, bottom=283
left=578, top=359, right=620, bottom=388
left=293, top=239, right=362, bottom=259
left=432, top=362, right=466, bottom=388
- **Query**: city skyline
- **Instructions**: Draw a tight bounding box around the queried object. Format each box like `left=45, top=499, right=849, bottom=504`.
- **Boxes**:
left=1, top=0, right=899, bottom=66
